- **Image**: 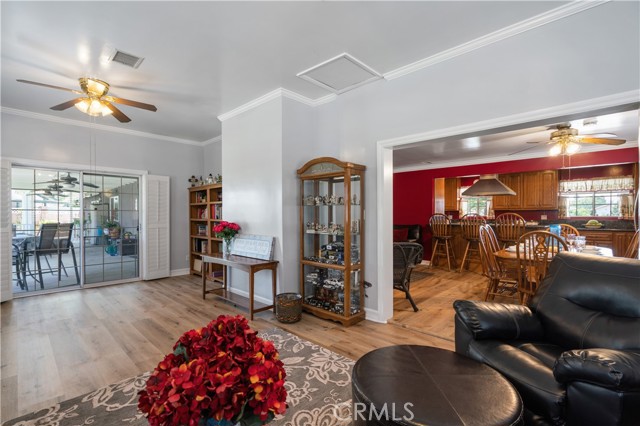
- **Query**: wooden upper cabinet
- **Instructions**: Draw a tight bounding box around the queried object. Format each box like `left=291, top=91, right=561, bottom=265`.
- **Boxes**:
left=444, top=178, right=460, bottom=211
left=493, top=174, right=522, bottom=210
left=522, top=170, right=558, bottom=209
left=494, top=171, right=557, bottom=210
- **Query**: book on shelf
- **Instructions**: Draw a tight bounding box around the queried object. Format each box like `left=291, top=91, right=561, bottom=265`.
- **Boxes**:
left=198, top=208, right=208, bottom=219
left=214, top=204, right=222, bottom=220
left=197, top=224, right=207, bottom=236
left=201, top=241, right=208, bottom=254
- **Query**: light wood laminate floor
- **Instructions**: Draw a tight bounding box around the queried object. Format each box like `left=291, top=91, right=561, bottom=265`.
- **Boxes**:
left=1, top=266, right=512, bottom=422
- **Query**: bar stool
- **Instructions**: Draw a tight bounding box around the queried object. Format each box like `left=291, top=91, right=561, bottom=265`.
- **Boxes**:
left=429, top=214, right=456, bottom=271
left=459, top=214, right=486, bottom=272
left=558, top=224, right=580, bottom=238
left=495, top=213, right=526, bottom=248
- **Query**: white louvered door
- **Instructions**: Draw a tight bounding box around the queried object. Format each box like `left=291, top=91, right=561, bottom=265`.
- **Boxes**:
left=1, top=159, right=12, bottom=302
left=142, top=175, right=170, bottom=280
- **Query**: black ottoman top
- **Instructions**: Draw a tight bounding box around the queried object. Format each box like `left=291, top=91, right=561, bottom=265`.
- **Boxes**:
left=352, top=346, right=523, bottom=425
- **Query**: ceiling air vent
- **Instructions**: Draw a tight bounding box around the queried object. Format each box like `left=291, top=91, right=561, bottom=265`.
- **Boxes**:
left=297, top=53, right=382, bottom=94
left=109, top=49, right=144, bottom=69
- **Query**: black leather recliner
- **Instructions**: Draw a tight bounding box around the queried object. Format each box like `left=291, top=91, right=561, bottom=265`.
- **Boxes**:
left=454, top=252, right=640, bottom=426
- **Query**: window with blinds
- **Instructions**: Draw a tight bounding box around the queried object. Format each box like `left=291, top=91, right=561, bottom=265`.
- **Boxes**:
left=559, top=177, right=634, bottom=218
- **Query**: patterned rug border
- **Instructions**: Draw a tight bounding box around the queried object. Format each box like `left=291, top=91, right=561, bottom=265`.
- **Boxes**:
left=3, top=327, right=355, bottom=426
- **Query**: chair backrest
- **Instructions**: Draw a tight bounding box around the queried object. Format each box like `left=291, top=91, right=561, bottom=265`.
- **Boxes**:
left=393, top=242, right=424, bottom=286
left=460, top=214, right=486, bottom=240
left=495, top=213, right=526, bottom=245
left=558, top=223, right=580, bottom=238
left=56, top=223, right=74, bottom=253
left=429, top=214, right=452, bottom=238
left=37, top=223, right=60, bottom=251
left=531, top=252, right=640, bottom=350
left=624, top=229, right=639, bottom=259
left=478, top=224, right=502, bottom=279
left=516, top=231, right=567, bottom=301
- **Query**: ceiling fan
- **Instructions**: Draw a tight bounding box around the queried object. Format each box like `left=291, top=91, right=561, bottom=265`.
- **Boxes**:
left=509, top=122, right=626, bottom=156
left=39, top=173, right=100, bottom=189
left=16, top=77, right=157, bottom=123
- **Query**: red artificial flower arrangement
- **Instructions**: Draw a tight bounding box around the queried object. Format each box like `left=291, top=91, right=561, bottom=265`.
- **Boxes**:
left=138, top=315, right=287, bottom=426
left=213, top=221, right=241, bottom=240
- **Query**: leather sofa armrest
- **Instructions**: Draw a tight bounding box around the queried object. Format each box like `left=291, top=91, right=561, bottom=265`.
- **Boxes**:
left=453, top=300, right=544, bottom=341
left=554, top=349, right=640, bottom=391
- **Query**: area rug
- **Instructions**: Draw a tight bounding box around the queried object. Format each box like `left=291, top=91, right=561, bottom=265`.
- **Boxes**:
left=3, top=328, right=354, bottom=426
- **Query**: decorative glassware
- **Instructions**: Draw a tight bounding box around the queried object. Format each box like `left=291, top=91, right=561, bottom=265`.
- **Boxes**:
left=574, top=236, right=586, bottom=252
left=566, top=233, right=577, bottom=251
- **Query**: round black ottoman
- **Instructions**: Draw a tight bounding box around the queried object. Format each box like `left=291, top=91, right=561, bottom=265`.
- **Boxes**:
left=352, top=345, right=523, bottom=425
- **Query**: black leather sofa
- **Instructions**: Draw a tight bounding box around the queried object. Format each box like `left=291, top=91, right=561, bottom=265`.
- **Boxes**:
left=393, top=224, right=423, bottom=246
left=454, top=252, right=640, bottom=426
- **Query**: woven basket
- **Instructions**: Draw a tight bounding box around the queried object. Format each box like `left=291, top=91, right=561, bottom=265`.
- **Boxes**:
left=275, top=293, right=302, bottom=323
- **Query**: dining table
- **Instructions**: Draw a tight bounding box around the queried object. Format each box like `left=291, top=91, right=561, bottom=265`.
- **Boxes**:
left=494, top=244, right=613, bottom=261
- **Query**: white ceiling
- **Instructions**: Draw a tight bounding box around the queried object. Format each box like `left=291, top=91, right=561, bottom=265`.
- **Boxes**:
left=3, top=1, right=636, bottom=168
left=2, top=1, right=568, bottom=143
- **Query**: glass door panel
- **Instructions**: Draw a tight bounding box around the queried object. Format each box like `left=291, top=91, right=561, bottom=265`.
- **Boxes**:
left=82, top=173, right=139, bottom=284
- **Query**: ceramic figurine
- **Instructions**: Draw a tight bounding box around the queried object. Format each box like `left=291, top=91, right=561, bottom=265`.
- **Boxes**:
left=214, top=174, right=222, bottom=184
left=206, top=173, right=214, bottom=184
left=329, top=194, right=337, bottom=205
left=188, top=175, right=198, bottom=187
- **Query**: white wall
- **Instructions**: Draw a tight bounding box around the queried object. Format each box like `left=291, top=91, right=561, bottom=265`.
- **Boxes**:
left=0, top=113, right=203, bottom=272
left=222, top=98, right=284, bottom=299
left=204, top=140, right=222, bottom=179
left=311, top=0, right=640, bottom=317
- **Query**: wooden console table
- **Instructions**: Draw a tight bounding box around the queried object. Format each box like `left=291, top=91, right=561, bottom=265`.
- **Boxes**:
left=201, top=254, right=278, bottom=320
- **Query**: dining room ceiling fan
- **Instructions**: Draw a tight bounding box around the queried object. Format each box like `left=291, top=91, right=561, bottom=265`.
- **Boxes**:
left=509, top=122, right=626, bottom=156
left=16, top=77, right=157, bottom=123
left=40, top=172, right=100, bottom=189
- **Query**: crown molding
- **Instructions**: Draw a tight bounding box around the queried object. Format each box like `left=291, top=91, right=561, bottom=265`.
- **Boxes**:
left=217, top=88, right=338, bottom=122
left=203, top=135, right=222, bottom=146
left=384, top=0, right=610, bottom=80
left=1, top=107, right=206, bottom=146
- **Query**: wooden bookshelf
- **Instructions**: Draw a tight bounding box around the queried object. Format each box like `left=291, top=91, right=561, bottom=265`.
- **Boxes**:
left=188, top=183, right=224, bottom=282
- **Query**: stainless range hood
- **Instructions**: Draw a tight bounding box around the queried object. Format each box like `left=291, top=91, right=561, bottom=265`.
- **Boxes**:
left=461, top=174, right=516, bottom=196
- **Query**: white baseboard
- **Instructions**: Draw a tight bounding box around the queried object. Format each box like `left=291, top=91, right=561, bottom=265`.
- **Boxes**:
left=227, top=286, right=273, bottom=306
left=364, top=307, right=387, bottom=323
left=170, top=268, right=190, bottom=277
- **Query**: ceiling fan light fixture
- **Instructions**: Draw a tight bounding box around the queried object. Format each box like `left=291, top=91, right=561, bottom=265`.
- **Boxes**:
left=565, top=141, right=581, bottom=155
left=549, top=144, right=562, bottom=156
left=75, top=99, right=113, bottom=117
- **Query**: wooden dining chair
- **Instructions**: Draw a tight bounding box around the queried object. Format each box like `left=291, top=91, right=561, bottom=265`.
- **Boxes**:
left=624, top=229, right=639, bottom=259
left=459, top=214, right=486, bottom=272
left=558, top=224, right=580, bottom=238
left=429, top=214, right=456, bottom=271
left=393, top=242, right=425, bottom=312
left=495, top=213, right=526, bottom=248
left=516, top=231, right=567, bottom=305
left=478, top=224, right=518, bottom=301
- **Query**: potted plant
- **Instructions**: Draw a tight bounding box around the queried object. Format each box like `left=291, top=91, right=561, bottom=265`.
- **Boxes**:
left=104, top=220, right=120, bottom=238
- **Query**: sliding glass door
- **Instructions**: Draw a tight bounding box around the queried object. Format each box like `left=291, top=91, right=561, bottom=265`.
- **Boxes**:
left=10, top=166, right=140, bottom=295
left=82, top=173, right=139, bottom=284
left=11, top=167, right=82, bottom=293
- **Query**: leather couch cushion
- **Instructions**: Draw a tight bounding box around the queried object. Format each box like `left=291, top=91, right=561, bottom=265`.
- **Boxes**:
left=393, top=224, right=422, bottom=244
left=468, top=339, right=566, bottom=424
left=531, top=253, right=640, bottom=351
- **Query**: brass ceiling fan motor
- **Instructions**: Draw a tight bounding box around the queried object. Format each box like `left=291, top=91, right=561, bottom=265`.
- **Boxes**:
left=16, top=77, right=157, bottom=123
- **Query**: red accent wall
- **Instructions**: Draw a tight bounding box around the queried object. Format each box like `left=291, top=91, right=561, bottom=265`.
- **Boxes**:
left=394, top=148, right=639, bottom=258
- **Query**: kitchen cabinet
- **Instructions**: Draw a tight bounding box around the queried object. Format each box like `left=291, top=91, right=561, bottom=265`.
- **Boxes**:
left=493, top=174, right=523, bottom=210
left=613, top=231, right=636, bottom=257
left=494, top=171, right=557, bottom=211
left=581, top=230, right=613, bottom=250
left=444, top=178, right=460, bottom=212
left=522, top=170, right=558, bottom=209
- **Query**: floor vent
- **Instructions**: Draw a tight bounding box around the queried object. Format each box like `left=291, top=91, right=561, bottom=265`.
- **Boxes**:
left=109, top=50, right=144, bottom=69
left=297, top=53, right=382, bottom=94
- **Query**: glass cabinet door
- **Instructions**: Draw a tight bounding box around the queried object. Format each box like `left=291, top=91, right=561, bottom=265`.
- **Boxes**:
left=297, top=157, right=365, bottom=325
